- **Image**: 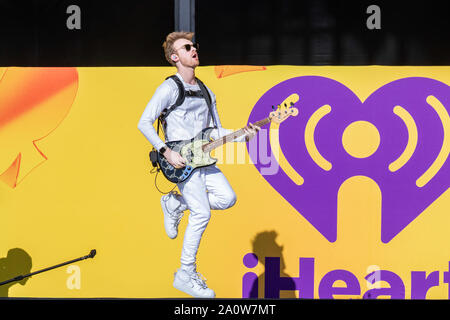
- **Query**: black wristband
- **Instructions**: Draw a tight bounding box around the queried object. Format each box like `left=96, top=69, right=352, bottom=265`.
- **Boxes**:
left=159, top=146, right=167, bottom=154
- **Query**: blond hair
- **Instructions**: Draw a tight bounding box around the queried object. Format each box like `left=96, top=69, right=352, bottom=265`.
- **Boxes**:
left=162, top=31, right=195, bottom=66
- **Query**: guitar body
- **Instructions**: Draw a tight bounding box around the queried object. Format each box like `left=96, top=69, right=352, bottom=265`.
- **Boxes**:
left=157, top=127, right=217, bottom=183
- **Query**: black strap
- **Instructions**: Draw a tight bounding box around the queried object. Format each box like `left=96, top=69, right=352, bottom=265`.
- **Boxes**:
left=159, top=75, right=185, bottom=126
left=158, top=75, right=218, bottom=136
left=185, top=89, right=204, bottom=98
left=196, top=77, right=218, bottom=128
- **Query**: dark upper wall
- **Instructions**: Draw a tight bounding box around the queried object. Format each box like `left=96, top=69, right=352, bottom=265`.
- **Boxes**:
left=197, top=0, right=450, bottom=66
left=0, top=0, right=448, bottom=66
left=0, top=0, right=174, bottom=66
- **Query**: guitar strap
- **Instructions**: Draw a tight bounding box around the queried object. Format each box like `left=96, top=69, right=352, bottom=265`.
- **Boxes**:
left=196, top=77, right=218, bottom=129
left=157, top=75, right=218, bottom=137
left=151, top=76, right=218, bottom=192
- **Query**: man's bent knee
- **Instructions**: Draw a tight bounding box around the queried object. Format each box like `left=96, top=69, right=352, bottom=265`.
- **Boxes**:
left=221, top=192, right=236, bottom=209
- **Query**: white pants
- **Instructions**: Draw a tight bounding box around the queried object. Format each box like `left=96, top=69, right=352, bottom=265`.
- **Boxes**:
left=177, top=165, right=236, bottom=271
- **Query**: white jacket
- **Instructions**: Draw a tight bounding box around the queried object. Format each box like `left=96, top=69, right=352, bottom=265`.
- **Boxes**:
left=138, top=73, right=244, bottom=150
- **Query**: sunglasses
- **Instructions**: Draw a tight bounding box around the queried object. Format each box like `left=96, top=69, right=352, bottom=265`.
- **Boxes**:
left=175, top=43, right=199, bottom=52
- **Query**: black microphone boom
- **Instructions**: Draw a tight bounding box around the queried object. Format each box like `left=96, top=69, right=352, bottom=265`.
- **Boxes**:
left=0, top=249, right=97, bottom=287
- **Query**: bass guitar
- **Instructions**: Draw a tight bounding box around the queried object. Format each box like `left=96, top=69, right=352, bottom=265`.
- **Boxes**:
left=155, top=102, right=298, bottom=183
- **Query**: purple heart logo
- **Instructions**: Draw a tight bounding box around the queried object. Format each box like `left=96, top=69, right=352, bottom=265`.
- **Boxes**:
left=247, top=76, right=450, bottom=243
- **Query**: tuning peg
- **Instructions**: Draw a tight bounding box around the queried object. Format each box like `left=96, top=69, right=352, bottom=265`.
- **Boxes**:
left=272, top=105, right=275, bottom=110
left=284, top=103, right=287, bottom=107
left=290, top=102, right=294, bottom=106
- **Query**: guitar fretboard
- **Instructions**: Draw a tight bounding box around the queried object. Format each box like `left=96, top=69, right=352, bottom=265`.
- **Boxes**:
left=202, top=117, right=270, bottom=153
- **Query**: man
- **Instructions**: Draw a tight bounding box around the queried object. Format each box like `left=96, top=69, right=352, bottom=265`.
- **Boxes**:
left=138, top=31, right=259, bottom=298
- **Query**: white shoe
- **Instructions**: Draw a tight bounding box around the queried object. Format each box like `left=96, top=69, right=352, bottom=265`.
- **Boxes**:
left=161, top=191, right=187, bottom=239
left=173, top=269, right=216, bottom=298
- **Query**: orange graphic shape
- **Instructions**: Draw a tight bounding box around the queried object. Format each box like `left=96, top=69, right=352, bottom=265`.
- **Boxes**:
left=214, top=65, right=267, bottom=78
left=0, top=67, right=78, bottom=188
left=0, top=153, right=21, bottom=188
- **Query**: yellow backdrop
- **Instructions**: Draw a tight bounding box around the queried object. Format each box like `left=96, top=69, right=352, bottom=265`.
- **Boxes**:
left=0, top=66, right=449, bottom=299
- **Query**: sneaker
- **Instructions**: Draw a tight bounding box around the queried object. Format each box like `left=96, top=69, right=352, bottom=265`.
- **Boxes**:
left=173, top=269, right=216, bottom=298
left=161, top=191, right=187, bottom=239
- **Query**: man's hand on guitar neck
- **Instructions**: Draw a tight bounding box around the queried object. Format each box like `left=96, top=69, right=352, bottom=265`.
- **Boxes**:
left=244, top=122, right=261, bottom=142
left=163, top=148, right=186, bottom=169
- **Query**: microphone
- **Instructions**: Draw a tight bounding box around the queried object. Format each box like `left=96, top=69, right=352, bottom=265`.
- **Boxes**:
left=88, top=249, right=97, bottom=259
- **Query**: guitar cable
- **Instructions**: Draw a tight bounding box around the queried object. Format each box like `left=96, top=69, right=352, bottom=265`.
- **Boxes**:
left=151, top=118, right=177, bottom=194
left=150, top=165, right=176, bottom=195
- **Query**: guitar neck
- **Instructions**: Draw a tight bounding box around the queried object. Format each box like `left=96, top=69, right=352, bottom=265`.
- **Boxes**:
left=203, top=117, right=270, bottom=153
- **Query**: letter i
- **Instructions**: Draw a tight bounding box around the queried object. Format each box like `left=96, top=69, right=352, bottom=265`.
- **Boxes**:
left=242, top=253, right=259, bottom=298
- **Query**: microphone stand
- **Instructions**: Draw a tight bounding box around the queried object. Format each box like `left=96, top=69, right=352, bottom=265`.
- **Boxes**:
left=0, top=249, right=96, bottom=287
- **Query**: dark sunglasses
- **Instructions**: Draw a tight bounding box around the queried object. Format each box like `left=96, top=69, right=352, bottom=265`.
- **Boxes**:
left=176, top=43, right=199, bottom=52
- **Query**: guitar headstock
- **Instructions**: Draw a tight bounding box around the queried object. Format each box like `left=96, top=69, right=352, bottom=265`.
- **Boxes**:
left=269, top=101, right=299, bottom=124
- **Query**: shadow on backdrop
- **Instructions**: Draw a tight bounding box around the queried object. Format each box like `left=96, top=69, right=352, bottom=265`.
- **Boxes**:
left=250, top=231, right=296, bottom=298
left=0, top=248, right=32, bottom=297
